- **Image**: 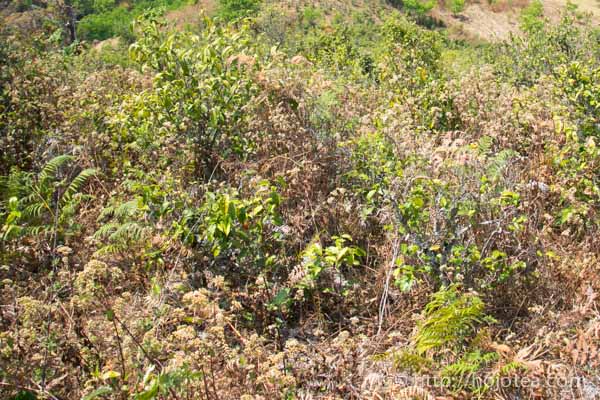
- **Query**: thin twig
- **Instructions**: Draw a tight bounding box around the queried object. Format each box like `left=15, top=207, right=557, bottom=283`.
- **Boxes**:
left=111, top=315, right=127, bottom=379
left=377, top=237, right=399, bottom=335
left=41, top=188, right=61, bottom=391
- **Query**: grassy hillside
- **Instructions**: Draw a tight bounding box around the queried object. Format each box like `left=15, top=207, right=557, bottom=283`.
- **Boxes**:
left=434, top=0, right=600, bottom=41
left=1, top=0, right=600, bottom=399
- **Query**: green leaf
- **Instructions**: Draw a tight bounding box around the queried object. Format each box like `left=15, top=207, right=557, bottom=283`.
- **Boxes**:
left=218, top=220, right=231, bottom=236
left=366, top=189, right=377, bottom=201
left=82, top=386, right=113, bottom=400
left=11, top=391, right=37, bottom=400
left=270, top=288, right=290, bottom=307
left=135, top=380, right=160, bottom=400
left=412, top=196, right=424, bottom=208
left=101, top=370, right=121, bottom=380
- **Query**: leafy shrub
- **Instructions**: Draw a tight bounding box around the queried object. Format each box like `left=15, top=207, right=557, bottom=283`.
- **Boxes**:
left=493, top=5, right=597, bottom=85
left=389, top=0, right=436, bottom=16
left=294, top=234, right=364, bottom=293
left=77, top=6, right=132, bottom=41
left=303, top=24, right=363, bottom=76
left=450, top=0, right=465, bottom=15
left=555, top=62, right=600, bottom=138
left=253, top=4, right=292, bottom=45
left=179, top=181, right=283, bottom=281
left=4, top=3, right=600, bottom=399
left=0, top=36, right=70, bottom=174
left=519, top=0, right=544, bottom=33
left=379, top=13, right=444, bottom=83
left=301, top=6, right=322, bottom=29
left=216, top=0, right=261, bottom=21
left=77, top=0, right=190, bottom=41
left=124, top=15, right=258, bottom=178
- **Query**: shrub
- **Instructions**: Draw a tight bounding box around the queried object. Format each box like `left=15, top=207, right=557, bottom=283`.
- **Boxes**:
left=302, top=6, right=321, bottom=29
left=77, top=0, right=190, bottom=41
left=216, top=0, right=261, bottom=21
left=4, top=3, right=600, bottom=399
left=124, top=14, right=258, bottom=177
left=389, top=0, right=436, bottom=16
left=519, top=0, right=544, bottom=33
left=77, top=6, right=131, bottom=41
left=450, top=0, right=466, bottom=15
left=493, top=5, right=596, bottom=85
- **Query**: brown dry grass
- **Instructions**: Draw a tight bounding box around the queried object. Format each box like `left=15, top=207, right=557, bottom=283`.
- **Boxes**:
left=545, top=0, right=600, bottom=20
left=433, top=3, right=521, bottom=41
left=434, top=0, right=600, bottom=42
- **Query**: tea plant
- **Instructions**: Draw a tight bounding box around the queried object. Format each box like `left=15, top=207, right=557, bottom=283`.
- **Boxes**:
left=121, top=13, right=258, bottom=178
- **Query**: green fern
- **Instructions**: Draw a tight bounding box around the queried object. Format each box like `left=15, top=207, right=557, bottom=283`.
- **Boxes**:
left=477, top=135, right=494, bottom=155
left=414, top=285, right=487, bottom=355
left=93, top=198, right=151, bottom=256
left=392, top=349, right=434, bottom=373
left=62, top=168, right=98, bottom=204
left=38, top=154, right=74, bottom=183
left=1, top=155, right=98, bottom=242
left=486, top=149, right=518, bottom=181
left=442, top=350, right=498, bottom=377
left=441, top=350, right=499, bottom=393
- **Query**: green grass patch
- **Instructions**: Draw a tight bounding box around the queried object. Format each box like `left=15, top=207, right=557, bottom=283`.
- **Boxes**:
left=77, top=0, right=191, bottom=41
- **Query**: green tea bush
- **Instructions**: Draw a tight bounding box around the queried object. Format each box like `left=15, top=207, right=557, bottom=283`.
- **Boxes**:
left=519, top=0, right=544, bottom=33
left=389, top=0, right=436, bottom=16
left=493, top=5, right=599, bottom=85
left=122, top=14, right=258, bottom=177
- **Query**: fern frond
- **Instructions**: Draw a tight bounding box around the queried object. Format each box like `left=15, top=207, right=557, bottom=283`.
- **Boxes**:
left=109, top=221, right=147, bottom=243
left=23, top=202, right=46, bottom=219
left=97, top=204, right=116, bottom=221
left=97, top=199, right=138, bottom=222
left=23, top=224, right=53, bottom=237
left=21, top=192, right=39, bottom=206
left=93, top=222, right=120, bottom=239
left=39, top=155, right=74, bottom=183
left=499, top=360, right=525, bottom=375
left=477, top=135, right=494, bottom=155
left=414, top=285, right=486, bottom=355
left=114, top=199, right=141, bottom=219
left=61, top=168, right=98, bottom=205
left=2, top=169, right=33, bottom=201
left=94, top=243, right=126, bottom=256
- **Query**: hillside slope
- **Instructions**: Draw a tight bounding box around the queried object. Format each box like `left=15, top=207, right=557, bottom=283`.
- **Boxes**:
left=435, top=0, right=600, bottom=41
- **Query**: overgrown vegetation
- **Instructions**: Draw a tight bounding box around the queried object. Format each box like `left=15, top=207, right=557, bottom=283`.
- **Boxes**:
left=2, top=0, right=600, bottom=399
left=76, top=0, right=191, bottom=41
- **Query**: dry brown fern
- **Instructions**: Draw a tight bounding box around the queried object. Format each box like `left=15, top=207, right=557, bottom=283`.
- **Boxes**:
left=388, top=385, right=435, bottom=400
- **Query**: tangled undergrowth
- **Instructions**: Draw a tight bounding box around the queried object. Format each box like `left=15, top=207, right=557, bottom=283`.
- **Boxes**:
left=1, top=1, right=600, bottom=399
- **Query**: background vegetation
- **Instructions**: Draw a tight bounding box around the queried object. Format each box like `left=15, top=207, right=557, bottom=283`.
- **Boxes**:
left=1, top=0, right=600, bottom=399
